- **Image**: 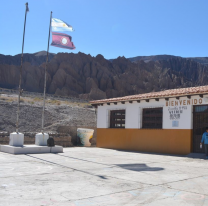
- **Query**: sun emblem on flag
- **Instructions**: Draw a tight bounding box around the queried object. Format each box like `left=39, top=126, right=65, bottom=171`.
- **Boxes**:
left=61, top=37, right=68, bottom=45
left=63, top=23, right=66, bottom=27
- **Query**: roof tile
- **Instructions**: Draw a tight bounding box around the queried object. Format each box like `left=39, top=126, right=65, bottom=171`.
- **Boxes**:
left=90, top=85, right=208, bottom=104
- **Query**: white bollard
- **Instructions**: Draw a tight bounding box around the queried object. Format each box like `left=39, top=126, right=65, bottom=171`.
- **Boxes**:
left=9, top=132, right=24, bottom=147
left=35, top=133, right=49, bottom=146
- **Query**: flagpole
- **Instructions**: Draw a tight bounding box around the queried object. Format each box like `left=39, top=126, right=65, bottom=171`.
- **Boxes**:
left=16, top=2, right=29, bottom=133
left=42, top=11, right=52, bottom=134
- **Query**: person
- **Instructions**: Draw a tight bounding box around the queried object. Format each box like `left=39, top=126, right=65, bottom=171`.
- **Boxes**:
left=200, top=127, right=208, bottom=159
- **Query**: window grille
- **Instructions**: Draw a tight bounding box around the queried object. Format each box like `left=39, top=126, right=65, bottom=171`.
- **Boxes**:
left=110, top=110, right=125, bottom=128
left=142, top=107, right=163, bottom=129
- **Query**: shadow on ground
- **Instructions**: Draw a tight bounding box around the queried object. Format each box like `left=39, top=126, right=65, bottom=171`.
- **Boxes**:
left=56, top=154, right=164, bottom=172
left=116, top=163, right=164, bottom=172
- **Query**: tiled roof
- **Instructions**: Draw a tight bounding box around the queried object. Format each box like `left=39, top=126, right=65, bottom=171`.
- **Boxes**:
left=90, top=85, right=208, bottom=104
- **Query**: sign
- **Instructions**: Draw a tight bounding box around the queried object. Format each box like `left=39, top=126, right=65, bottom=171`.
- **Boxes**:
left=172, top=121, right=179, bottom=127
left=166, top=99, right=202, bottom=107
left=168, top=106, right=187, bottom=120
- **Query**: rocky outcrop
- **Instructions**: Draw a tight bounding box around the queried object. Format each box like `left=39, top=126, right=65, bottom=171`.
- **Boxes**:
left=0, top=51, right=55, bottom=66
left=0, top=52, right=208, bottom=100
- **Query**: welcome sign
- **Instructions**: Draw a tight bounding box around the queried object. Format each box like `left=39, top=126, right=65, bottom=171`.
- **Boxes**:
left=166, top=99, right=203, bottom=106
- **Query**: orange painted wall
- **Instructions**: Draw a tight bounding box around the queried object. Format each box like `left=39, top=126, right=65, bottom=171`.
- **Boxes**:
left=97, top=129, right=193, bottom=155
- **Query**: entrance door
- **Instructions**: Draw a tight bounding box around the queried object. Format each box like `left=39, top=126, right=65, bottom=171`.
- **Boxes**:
left=193, top=105, right=208, bottom=153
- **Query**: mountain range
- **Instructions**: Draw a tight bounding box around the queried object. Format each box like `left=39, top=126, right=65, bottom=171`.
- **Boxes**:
left=0, top=51, right=207, bottom=100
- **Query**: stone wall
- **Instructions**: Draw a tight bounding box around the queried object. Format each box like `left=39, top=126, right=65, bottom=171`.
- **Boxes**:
left=0, top=128, right=97, bottom=147
left=0, top=132, right=73, bottom=147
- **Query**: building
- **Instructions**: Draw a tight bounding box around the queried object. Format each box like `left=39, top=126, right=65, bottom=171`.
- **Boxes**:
left=90, top=85, right=208, bottom=155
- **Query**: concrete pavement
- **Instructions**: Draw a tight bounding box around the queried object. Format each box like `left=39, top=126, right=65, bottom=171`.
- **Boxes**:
left=0, top=147, right=207, bottom=206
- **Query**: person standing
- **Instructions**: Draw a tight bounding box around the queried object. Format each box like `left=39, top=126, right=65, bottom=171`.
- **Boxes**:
left=200, top=127, right=208, bottom=159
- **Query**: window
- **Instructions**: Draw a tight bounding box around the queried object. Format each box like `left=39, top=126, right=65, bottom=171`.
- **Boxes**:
left=142, top=108, right=163, bottom=129
left=110, top=110, right=125, bottom=128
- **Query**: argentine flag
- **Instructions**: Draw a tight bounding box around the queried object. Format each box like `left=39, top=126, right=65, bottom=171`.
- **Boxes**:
left=51, top=18, right=74, bottom=32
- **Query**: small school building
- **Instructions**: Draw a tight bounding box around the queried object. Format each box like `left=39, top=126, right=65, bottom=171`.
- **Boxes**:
left=90, top=85, right=208, bottom=155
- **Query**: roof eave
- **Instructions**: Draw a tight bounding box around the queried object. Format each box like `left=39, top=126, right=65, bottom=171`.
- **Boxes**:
left=90, top=92, right=208, bottom=105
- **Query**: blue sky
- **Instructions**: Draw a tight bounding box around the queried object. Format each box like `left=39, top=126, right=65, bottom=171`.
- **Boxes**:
left=1, top=0, right=208, bottom=59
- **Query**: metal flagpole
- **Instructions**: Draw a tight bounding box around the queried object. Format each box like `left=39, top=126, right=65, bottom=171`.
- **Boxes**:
left=42, top=11, right=52, bottom=134
left=16, top=2, right=29, bottom=133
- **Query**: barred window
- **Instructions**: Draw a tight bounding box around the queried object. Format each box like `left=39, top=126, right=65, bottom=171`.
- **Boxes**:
left=110, top=110, right=125, bottom=128
left=142, top=108, right=163, bottom=129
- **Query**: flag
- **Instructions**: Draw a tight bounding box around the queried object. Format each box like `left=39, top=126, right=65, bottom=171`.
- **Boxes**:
left=51, top=32, right=75, bottom=50
left=51, top=18, right=74, bottom=32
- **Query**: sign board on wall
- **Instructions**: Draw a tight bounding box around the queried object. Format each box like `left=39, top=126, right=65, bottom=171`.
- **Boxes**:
left=172, top=120, right=179, bottom=127
left=166, top=99, right=203, bottom=106
left=163, top=98, right=203, bottom=129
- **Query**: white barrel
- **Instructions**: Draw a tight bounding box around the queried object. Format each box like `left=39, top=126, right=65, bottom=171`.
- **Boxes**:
left=9, top=132, right=24, bottom=147
left=35, top=133, right=49, bottom=146
left=77, top=128, right=94, bottom=147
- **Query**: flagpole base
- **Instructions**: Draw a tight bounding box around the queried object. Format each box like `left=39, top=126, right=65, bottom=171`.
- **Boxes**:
left=35, top=133, right=49, bottom=146
left=9, top=132, right=24, bottom=147
left=0, top=145, right=63, bottom=155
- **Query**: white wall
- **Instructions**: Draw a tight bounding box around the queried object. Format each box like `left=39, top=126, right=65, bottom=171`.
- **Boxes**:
left=97, top=94, right=208, bottom=130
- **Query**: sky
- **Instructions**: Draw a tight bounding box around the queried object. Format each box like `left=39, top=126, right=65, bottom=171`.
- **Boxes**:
left=1, top=0, right=208, bottom=59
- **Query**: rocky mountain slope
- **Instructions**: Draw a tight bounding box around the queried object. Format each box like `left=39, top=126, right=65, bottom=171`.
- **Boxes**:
left=0, top=51, right=55, bottom=66
left=0, top=52, right=208, bottom=100
left=127, top=55, right=208, bottom=65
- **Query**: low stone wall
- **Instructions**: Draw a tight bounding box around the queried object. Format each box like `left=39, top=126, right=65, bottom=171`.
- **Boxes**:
left=0, top=126, right=97, bottom=147
left=0, top=132, right=73, bottom=147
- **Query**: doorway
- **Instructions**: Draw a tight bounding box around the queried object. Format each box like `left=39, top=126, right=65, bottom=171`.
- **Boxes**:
left=193, top=105, right=208, bottom=153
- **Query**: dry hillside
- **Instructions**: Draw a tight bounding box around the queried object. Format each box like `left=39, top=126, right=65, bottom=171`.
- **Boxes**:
left=0, top=92, right=96, bottom=144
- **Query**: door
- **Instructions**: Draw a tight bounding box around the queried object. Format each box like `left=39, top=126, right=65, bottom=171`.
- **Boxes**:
left=193, top=105, right=208, bottom=153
